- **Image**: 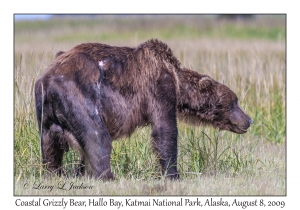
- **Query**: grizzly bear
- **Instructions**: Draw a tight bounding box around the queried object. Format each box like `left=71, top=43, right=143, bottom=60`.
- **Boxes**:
left=35, top=39, right=253, bottom=180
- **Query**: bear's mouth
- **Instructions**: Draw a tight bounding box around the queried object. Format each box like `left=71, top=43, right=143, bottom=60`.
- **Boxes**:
left=213, top=121, right=248, bottom=134
left=230, top=124, right=248, bottom=134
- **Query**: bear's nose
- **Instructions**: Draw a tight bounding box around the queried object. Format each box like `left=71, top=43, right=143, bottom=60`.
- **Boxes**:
left=249, top=118, right=254, bottom=124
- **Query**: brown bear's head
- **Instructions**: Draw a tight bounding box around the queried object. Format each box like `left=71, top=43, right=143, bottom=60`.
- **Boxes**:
left=199, top=77, right=253, bottom=134
left=210, top=78, right=253, bottom=134
left=178, top=71, right=253, bottom=134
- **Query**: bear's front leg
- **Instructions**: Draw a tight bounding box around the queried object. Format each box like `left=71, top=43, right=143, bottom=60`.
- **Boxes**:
left=151, top=117, right=179, bottom=180
left=150, top=71, right=180, bottom=180
left=150, top=99, right=179, bottom=179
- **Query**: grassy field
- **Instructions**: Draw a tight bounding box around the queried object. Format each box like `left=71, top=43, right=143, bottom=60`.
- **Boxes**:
left=14, top=15, right=286, bottom=195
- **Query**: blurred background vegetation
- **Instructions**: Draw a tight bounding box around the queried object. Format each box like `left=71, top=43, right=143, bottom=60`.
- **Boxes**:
left=15, top=14, right=285, bottom=42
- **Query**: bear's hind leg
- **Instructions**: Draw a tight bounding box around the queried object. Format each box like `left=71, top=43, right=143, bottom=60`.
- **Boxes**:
left=40, top=124, right=65, bottom=176
left=82, top=125, right=114, bottom=180
left=75, top=157, right=85, bottom=177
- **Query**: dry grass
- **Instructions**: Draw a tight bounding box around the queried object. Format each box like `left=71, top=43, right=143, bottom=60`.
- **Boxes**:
left=14, top=137, right=285, bottom=196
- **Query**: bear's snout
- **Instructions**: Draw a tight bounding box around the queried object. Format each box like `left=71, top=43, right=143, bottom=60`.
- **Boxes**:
left=249, top=118, right=254, bottom=125
left=228, top=104, right=253, bottom=134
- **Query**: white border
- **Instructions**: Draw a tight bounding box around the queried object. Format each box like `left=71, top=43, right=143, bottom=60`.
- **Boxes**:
left=3, top=0, right=298, bottom=209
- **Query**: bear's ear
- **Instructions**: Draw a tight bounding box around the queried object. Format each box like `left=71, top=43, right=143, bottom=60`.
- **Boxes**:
left=199, top=77, right=212, bottom=91
left=55, top=51, right=65, bottom=58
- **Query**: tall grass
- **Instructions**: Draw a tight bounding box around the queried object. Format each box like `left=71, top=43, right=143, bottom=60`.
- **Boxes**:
left=14, top=15, right=286, bottom=195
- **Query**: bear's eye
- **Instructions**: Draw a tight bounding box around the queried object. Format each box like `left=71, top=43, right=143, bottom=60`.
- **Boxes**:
left=229, top=99, right=238, bottom=110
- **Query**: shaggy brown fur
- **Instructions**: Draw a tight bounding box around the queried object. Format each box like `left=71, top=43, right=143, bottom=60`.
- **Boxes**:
left=177, top=67, right=253, bottom=134
left=35, top=39, right=252, bottom=180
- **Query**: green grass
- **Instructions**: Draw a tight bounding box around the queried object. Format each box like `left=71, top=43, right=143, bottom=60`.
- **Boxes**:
left=15, top=15, right=285, bottom=43
left=14, top=15, right=286, bottom=195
